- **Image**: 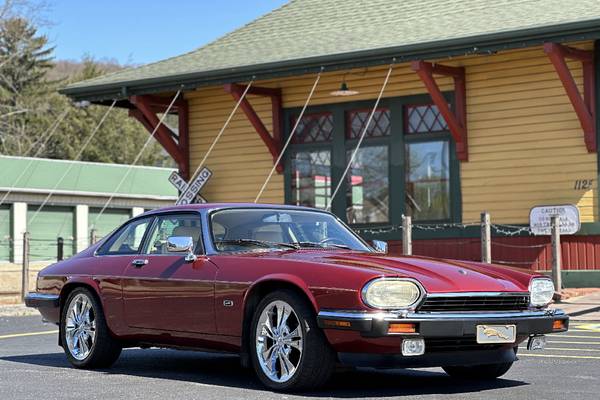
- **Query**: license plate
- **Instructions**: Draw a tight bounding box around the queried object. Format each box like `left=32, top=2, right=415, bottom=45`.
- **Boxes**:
left=476, top=324, right=516, bottom=344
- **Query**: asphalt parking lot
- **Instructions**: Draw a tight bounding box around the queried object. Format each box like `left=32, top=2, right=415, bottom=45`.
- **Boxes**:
left=1, top=315, right=599, bottom=400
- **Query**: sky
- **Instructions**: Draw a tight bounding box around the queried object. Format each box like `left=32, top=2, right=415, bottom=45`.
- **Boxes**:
left=41, top=0, right=289, bottom=65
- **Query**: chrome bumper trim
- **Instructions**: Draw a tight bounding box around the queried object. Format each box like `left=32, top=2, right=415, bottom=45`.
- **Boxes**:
left=24, top=292, right=60, bottom=308
left=318, top=308, right=565, bottom=321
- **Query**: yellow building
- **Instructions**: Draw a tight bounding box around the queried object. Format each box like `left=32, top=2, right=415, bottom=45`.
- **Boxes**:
left=61, top=0, right=600, bottom=286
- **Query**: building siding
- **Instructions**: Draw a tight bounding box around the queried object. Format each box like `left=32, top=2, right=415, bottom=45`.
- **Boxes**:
left=185, top=42, right=597, bottom=224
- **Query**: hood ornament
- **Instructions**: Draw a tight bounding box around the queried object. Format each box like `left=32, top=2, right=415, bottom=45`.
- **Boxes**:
left=458, top=269, right=468, bottom=275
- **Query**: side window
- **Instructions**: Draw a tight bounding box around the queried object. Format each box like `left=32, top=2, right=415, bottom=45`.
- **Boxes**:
left=97, top=217, right=152, bottom=255
left=143, top=213, right=202, bottom=255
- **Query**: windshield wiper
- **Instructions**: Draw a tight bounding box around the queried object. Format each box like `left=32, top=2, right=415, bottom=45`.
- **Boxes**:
left=292, top=241, right=351, bottom=250
left=216, top=239, right=299, bottom=250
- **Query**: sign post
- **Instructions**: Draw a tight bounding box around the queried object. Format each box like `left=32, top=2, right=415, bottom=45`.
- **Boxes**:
left=530, top=204, right=579, bottom=296
left=550, top=215, right=562, bottom=293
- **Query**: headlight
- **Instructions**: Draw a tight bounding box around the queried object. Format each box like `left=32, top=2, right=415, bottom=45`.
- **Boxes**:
left=362, top=278, right=423, bottom=309
left=529, top=278, right=554, bottom=307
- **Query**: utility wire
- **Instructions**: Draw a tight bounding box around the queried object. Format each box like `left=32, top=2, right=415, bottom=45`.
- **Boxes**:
left=176, top=80, right=254, bottom=204
left=0, top=108, right=70, bottom=209
left=28, top=100, right=117, bottom=226
left=254, top=70, right=322, bottom=203
left=91, top=90, right=182, bottom=226
left=326, top=63, right=394, bottom=211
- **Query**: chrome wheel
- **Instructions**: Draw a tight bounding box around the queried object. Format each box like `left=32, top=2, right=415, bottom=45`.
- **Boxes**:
left=65, top=293, right=96, bottom=361
left=255, top=300, right=304, bottom=383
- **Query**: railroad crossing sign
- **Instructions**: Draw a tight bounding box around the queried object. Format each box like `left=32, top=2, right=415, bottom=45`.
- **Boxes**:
left=169, top=167, right=212, bottom=205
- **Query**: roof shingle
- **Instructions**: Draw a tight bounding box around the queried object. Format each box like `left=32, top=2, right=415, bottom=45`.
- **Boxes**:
left=62, top=0, right=600, bottom=99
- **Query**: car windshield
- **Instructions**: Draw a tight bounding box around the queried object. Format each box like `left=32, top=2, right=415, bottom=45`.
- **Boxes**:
left=210, top=208, right=371, bottom=253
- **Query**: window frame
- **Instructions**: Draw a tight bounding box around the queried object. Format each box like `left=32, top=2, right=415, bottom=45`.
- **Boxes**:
left=95, top=215, right=155, bottom=256
left=283, top=93, right=462, bottom=236
left=141, top=212, right=205, bottom=256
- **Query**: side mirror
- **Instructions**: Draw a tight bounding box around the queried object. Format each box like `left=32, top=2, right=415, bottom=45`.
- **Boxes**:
left=371, top=240, right=388, bottom=254
left=167, top=236, right=197, bottom=262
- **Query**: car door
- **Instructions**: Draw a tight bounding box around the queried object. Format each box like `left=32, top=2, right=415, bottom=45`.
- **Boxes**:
left=121, top=212, right=217, bottom=334
left=91, top=216, right=154, bottom=336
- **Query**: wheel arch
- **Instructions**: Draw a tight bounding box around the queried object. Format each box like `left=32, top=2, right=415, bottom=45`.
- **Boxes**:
left=58, top=278, right=102, bottom=347
left=239, top=274, right=318, bottom=368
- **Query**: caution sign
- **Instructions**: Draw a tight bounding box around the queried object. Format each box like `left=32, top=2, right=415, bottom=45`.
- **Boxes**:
left=529, top=204, right=580, bottom=235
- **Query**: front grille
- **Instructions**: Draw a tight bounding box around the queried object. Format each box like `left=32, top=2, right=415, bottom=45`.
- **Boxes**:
left=418, top=293, right=530, bottom=312
left=425, top=337, right=504, bottom=352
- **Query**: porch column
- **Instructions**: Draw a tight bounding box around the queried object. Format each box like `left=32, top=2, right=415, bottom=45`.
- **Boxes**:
left=75, top=204, right=89, bottom=252
left=131, top=207, right=144, bottom=218
left=11, top=202, right=27, bottom=264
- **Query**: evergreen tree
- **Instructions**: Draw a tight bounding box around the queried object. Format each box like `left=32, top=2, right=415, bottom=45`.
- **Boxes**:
left=0, top=12, right=174, bottom=168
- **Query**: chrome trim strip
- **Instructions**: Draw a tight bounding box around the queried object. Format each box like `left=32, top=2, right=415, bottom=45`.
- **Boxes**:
left=318, top=308, right=565, bottom=321
left=424, top=292, right=529, bottom=298
left=26, top=293, right=59, bottom=301
left=319, top=311, right=399, bottom=320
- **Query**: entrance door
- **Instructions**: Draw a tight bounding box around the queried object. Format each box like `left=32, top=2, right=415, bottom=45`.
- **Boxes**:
left=122, top=212, right=217, bottom=334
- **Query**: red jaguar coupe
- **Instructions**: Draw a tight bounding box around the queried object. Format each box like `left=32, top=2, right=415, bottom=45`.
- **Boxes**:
left=26, top=203, right=568, bottom=391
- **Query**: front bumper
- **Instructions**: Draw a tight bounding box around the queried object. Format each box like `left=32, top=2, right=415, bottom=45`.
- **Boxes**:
left=317, top=308, right=568, bottom=337
left=317, top=308, right=568, bottom=368
left=24, top=292, right=60, bottom=323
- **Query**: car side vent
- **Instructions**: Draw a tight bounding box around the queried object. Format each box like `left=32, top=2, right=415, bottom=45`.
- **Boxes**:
left=418, top=294, right=530, bottom=312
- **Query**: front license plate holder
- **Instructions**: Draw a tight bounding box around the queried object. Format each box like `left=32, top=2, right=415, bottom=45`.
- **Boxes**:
left=476, top=324, right=516, bottom=344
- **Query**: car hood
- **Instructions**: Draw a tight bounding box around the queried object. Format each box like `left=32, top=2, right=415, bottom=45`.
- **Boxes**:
left=275, top=250, right=533, bottom=293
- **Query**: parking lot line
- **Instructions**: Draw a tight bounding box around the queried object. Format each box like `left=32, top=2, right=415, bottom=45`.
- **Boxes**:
left=519, top=353, right=600, bottom=360
left=548, top=334, right=600, bottom=338
left=545, top=340, right=600, bottom=345
left=540, top=347, right=600, bottom=352
left=0, top=330, right=58, bottom=340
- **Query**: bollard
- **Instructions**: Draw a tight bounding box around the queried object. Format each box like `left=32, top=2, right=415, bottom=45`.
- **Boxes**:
left=481, top=211, right=491, bottom=263
left=551, top=215, right=562, bottom=294
left=402, top=215, right=412, bottom=256
left=57, top=237, right=64, bottom=261
left=21, top=232, right=29, bottom=301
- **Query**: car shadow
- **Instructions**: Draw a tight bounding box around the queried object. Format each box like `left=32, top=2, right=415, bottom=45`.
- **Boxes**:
left=1, top=349, right=527, bottom=397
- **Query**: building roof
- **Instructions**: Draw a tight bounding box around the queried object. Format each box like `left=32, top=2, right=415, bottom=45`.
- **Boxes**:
left=61, top=0, right=600, bottom=101
left=0, top=156, right=178, bottom=200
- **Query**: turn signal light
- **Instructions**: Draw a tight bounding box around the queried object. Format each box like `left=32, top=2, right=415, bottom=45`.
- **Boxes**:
left=552, top=320, right=566, bottom=331
left=388, top=323, right=417, bottom=334
left=322, top=320, right=351, bottom=328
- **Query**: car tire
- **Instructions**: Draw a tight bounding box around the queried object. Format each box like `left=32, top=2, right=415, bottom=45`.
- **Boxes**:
left=250, top=289, right=335, bottom=391
left=61, top=287, right=122, bottom=369
left=443, top=361, right=514, bottom=380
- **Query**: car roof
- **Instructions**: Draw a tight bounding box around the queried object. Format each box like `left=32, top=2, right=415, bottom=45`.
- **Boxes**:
left=139, top=202, right=320, bottom=217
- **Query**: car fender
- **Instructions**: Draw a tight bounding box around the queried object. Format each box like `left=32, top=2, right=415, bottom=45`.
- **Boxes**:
left=245, top=273, right=319, bottom=312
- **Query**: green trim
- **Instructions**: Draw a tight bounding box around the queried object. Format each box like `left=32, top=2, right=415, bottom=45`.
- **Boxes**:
left=61, top=23, right=600, bottom=102
left=283, top=93, right=461, bottom=229
left=540, top=270, right=600, bottom=288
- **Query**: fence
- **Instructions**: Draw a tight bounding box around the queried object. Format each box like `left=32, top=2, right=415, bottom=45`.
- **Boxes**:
left=356, top=212, right=565, bottom=291
left=0, top=214, right=568, bottom=301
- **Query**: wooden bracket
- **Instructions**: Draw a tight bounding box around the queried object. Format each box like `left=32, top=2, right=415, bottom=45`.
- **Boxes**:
left=544, top=42, right=596, bottom=152
left=129, top=95, right=190, bottom=179
left=411, top=61, right=468, bottom=161
left=224, top=83, right=284, bottom=173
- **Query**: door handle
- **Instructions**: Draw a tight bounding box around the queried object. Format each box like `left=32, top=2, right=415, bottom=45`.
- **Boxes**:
left=132, top=259, right=148, bottom=267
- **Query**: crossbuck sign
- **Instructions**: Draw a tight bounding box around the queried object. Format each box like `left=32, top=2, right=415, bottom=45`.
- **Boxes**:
left=169, top=167, right=212, bottom=205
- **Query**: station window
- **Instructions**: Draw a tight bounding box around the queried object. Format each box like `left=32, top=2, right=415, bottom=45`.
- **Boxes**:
left=285, top=95, right=459, bottom=230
